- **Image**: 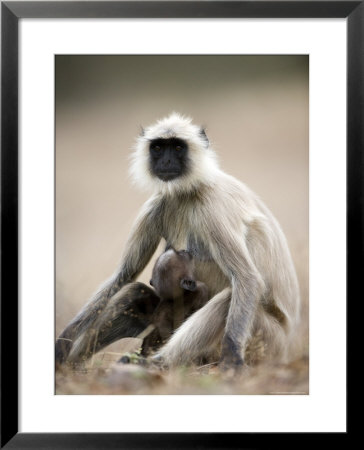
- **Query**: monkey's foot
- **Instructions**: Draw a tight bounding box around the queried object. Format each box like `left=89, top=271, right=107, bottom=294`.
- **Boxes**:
left=219, top=351, right=244, bottom=376
left=218, top=359, right=244, bottom=380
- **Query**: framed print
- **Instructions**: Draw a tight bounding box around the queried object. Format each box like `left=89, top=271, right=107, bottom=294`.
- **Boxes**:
left=1, top=0, right=359, bottom=447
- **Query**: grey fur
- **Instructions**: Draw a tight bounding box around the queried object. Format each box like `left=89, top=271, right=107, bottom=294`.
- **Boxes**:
left=57, top=113, right=300, bottom=369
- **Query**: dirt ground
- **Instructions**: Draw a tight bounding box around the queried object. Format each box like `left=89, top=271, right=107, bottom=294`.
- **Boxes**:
left=55, top=55, right=309, bottom=395
left=56, top=356, right=308, bottom=396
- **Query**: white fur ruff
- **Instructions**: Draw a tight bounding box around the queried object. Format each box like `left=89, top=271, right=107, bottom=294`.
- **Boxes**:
left=129, top=113, right=219, bottom=195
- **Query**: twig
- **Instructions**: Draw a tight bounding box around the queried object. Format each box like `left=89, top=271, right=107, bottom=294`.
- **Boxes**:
left=137, top=324, right=156, bottom=340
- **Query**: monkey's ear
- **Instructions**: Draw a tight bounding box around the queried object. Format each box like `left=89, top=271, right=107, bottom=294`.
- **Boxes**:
left=139, top=126, right=145, bottom=137
left=199, top=127, right=209, bottom=147
left=149, top=279, right=154, bottom=286
left=180, top=278, right=197, bottom=292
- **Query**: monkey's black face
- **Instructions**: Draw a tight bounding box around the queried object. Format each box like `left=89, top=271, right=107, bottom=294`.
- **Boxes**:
left=149, top=138, right=189, bottom=181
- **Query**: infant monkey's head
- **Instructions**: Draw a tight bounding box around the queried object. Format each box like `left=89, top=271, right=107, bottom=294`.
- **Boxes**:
left=150, top=248, right=197, bottom=300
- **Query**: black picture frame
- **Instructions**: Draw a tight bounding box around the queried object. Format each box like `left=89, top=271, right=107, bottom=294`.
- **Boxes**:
left=1, top=1, right=359, bottom=447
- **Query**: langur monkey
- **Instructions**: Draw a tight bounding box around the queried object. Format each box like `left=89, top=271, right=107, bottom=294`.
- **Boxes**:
left=56, top=113, right=300, bottom=370
left=144, top=248, right=208, bottom=354
left=56, top=248, right=207, bottom=364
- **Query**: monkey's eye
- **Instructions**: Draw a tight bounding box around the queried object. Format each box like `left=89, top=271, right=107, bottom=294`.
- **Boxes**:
left=175, top=146, right=183, bottom=152
left=153, top=145, right=161, bottom=152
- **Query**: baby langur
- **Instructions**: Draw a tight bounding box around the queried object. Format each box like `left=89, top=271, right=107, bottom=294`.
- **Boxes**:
left=142, top=248, right=208, bottom=355
left=55, top=248, right=207, bottom=365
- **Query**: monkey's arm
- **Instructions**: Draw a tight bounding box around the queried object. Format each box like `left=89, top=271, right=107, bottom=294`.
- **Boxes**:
left=116, top=197, right=163, bottom=285
left=56, top=198, right=162, bottom=364
left=207, top=222, right=265, bottom=368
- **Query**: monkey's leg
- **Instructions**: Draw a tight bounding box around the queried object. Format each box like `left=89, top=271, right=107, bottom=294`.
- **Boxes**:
left=61, top=283, right=160, bottom=364
left=55, top=204, right=161, bottom=364
left=55, top=278, right=147, bottom=365
left=55, top=281, right=123, bottom=364
left=244, top=306, right=288, bottom=365
left=155, top=288, right=231, bottom=367
left=141, top=327, right=163, bottom=356
left=141, top=300, right=174, bottom=355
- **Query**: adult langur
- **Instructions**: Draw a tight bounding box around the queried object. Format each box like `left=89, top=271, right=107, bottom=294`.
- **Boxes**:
left=56, top=113, right=300, bottom=370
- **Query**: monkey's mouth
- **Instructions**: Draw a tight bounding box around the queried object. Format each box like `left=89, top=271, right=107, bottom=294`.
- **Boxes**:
left=157, top=172, right=180, bottom=181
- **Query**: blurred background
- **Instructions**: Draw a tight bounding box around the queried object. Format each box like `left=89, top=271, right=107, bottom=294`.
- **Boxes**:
left=56, top=55, right=308, bottom=366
